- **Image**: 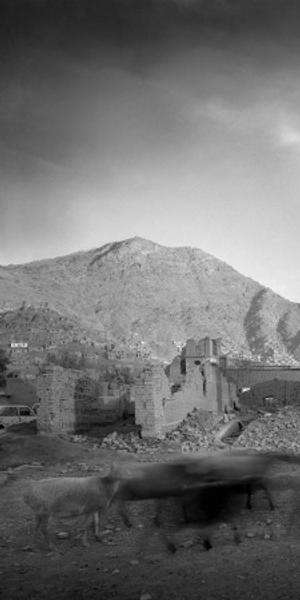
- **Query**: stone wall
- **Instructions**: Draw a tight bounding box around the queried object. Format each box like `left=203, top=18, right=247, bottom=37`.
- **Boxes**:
left=134, top=365, right=166, bottom=438
left=36, top=366, right=125, bottom=434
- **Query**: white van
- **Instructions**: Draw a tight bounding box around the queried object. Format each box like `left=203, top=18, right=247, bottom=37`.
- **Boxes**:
left=0, top=405, right=36, bottom=430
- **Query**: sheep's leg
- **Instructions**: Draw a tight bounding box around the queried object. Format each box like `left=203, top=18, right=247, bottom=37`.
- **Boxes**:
left=81, top=514, right=94, bottom=547
left=36, top=513, right=55, bottom=551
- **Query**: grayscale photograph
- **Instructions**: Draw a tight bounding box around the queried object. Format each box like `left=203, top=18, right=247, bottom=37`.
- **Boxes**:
left=0, top=1, right=300, bottom=599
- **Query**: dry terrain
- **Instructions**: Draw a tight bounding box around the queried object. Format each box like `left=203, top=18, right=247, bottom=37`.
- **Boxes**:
left=1, top=237, right=300, bottom=362
left=0, top=431, right=300, bottom=600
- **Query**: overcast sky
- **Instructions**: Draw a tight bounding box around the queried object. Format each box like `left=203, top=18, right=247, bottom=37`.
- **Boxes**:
left=0, top=0, right=300, bottom=301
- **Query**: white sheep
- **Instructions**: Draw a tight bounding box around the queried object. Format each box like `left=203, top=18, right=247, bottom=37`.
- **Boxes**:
left=23, top=473, right=117, bottom=551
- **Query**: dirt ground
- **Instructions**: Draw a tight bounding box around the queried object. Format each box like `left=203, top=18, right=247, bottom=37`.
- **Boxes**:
left=0, top=432, right=300, bottom=600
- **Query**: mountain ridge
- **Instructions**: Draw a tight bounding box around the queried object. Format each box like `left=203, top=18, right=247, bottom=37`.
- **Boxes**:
left=0, top=237, right=299, bottom=363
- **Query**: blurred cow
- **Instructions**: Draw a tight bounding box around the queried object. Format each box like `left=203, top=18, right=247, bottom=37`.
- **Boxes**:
left=107, top=450, right=300, bottom=552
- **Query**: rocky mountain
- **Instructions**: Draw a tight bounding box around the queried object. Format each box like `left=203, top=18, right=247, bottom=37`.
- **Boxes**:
left=0, top=237, right=300, bottom=363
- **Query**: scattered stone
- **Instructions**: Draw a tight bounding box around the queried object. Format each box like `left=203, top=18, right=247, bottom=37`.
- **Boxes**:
left=180, top=539, right=194, bottom=548
left=246, top=532, right=255, bottom=538
left=70, top=435, right=87, bottom=444
left=100, top=431, right=161, bottom=453
left=111, top=569, right=120, bottom=575
left=56, top=532, right=69, bottom=539
left=22, top=546, right=35, bottom=552
left=129, top=559, right=140, bottom=565
left=140, top=593, right=152, bottom=600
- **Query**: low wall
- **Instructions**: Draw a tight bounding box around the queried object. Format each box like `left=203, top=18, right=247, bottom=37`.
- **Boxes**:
left=226, top=367, right=300, bottom=389
left=240, top=379, right=300, bottom=410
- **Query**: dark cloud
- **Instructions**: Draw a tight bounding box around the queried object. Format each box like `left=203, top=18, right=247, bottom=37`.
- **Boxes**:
left=2, top=0, right=300, bottom=50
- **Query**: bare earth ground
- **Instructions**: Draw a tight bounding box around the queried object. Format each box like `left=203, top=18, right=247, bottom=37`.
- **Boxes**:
left=0, top=432, right=300, bottom=600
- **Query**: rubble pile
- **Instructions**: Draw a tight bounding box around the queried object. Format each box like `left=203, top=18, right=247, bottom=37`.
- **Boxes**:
left=81, top=407, right=300, bottom=455
left=100, top=431, right=162, bottom=453
left=234, top=406, right=300, bottom=452
left=166, top=409, right=238, bottom=452
left=98, top=410, right=244, bottom=453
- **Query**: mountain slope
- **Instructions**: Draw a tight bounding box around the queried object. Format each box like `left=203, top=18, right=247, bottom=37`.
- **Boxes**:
left=0, top=237, right=299, bottom=362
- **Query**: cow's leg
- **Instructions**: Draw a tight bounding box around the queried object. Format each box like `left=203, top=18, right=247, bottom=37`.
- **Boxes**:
left=197, top=524, right=213, bottom=551
left=181, top=498, right=190, bottom=524
left=203, top=538, right=213, bottom=551
left=117, top=500, right=132, bottom=528
left=137, top=500, right=177, bottom=555
left=246, top=484, right=252, bottom=509
left=231, top=524, right=241, bottom=544
left=262, top=482, right=275, bottom=511
left=155, top=499, right=177, bottom=553
left=153, top=498, right=164, bottom=527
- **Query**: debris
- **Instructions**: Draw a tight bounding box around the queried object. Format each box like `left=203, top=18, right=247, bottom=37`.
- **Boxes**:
left=180, top=539, right=194, bottom=548
left=70, top=435, right=87, bottom=444
left=167, top=409, right=240, bottom=452
left=100, top=431, right=161, bottom=453
left=234, top=407, right=300, bottom=452
left=56, top=532, right=69, bottom=539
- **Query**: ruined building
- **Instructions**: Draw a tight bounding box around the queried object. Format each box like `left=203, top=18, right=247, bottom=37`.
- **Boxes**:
left=35, top=336, right=238, bottom=438
left=134, top=336, right=238, bottom=437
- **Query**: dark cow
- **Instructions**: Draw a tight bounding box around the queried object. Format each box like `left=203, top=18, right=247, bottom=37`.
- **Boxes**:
left=107, top=450, right=300, bottom=552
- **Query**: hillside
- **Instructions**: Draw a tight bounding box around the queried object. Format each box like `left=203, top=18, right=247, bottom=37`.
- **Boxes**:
left=0, top=304, right=104, bottom=349
left=0, top=237, right=300, bottom=362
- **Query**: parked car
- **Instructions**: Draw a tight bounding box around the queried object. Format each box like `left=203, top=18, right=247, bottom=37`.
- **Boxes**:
left=0, top=405, right=36, bottom=430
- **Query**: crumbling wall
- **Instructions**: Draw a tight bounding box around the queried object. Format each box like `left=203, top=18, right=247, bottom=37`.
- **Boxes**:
left=36, top=366, right=125, bottom=434
left=134, top=358, right=236, bottom=438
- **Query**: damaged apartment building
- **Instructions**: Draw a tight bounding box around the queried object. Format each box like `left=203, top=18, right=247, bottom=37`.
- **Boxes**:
left=36, top=336, right=239, bottom=438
